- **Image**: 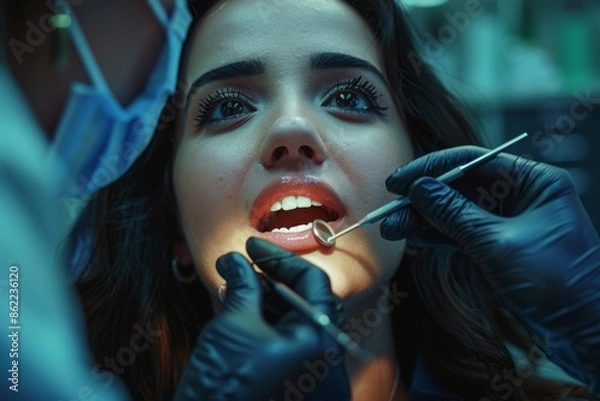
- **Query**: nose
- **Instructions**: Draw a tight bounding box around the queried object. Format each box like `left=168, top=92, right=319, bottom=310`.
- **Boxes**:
left=259, top=115, right=327, bottom=169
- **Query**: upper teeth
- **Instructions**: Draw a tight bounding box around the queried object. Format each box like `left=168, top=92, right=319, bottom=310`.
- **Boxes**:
left=270, top=196, right=323, bottom=212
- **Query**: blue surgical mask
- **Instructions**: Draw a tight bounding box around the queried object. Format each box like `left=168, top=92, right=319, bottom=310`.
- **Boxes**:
left=50, top=0, right=191, bottom=199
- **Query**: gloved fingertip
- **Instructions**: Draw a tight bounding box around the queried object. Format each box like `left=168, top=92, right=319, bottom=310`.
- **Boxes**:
left=384, top=175, right=395, bottom=191
left=247, top=235, right=284, bottom=251
left=216, top=252, right=249, bottom=282
left=246, top=237, right=291, bottom=267
left=246, top=236, right=273, bottom=256
left=216, top=253, right=233, bottom=279
left=380, top=206, right=426, bottom=241
left=385, top=173, right=404, bottom=194
left=379, top=217, right=406, bottom=241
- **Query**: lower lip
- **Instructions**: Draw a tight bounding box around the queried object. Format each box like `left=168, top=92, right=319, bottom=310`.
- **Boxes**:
left=256, top=217, right=347, bottom=252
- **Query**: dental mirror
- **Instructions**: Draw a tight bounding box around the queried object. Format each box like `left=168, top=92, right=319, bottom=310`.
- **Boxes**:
left=312, top=219, right=336, bottom=246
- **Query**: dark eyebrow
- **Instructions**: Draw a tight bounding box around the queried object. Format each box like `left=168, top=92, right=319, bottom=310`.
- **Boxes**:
left=311, top=52, right=388, bottom=85
left=185, top=59, right=265, bottom=109
left=185, top=53, right=387, bottom=110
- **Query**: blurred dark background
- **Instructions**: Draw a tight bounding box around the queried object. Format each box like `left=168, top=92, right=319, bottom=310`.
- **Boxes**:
left=403, top=0, right=600, bottom=229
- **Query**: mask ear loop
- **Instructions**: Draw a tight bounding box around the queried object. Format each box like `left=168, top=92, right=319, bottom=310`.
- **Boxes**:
left=146, top=0, right=170, bottom=27
left=57, top=0, right=114, bottom=99
left=49, top=0, right=72, bottom=70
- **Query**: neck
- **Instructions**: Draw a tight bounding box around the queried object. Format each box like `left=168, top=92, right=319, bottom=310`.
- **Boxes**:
left=343, top=288, right=408, bottom=401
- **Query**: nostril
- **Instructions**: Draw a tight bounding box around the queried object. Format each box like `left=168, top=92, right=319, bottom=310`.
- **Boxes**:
left=299, top=145, right=315, bottom=159
left=273, top=146, right=288, bottom=161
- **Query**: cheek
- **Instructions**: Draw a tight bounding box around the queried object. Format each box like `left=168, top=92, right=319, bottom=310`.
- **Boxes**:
left=174, top=143, right=229, bottom=223
left=342, top=126, right=414, bottom=207
left=357, top=131, right=412, bottom=291
left=172, top=137, right=251, bottom=282
left=326, top=122, right=412, bottom=301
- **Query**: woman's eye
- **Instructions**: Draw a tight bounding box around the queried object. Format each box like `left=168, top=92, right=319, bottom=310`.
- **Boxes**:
left=324, top=91, right=370, bottom=111
left=195, top=90, right=256, bottom=128
left=218, top=100, right=248, bottom=119
left=321, top=77, right=387, bottom=118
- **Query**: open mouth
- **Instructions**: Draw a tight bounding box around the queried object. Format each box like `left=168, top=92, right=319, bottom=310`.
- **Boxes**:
left=249, top=177, right=347, bottom=252
left=257, top=195, right=340, bottom=233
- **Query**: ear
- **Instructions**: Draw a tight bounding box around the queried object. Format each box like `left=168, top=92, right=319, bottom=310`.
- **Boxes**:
left=173, top=235, right=193, bottom=266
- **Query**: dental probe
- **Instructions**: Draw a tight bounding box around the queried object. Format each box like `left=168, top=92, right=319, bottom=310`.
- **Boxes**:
left=313, top=132, right=529, bottom=246
left=257, top=271, right=373, bottom=361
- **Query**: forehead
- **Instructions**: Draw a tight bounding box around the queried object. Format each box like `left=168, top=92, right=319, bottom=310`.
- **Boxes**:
left=184, top=0, right=384, bottom=85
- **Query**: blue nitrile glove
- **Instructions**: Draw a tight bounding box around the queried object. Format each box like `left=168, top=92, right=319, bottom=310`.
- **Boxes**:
left=381, top=146, right=600, bottom=395
left=174, top=237, right=351, bottom=401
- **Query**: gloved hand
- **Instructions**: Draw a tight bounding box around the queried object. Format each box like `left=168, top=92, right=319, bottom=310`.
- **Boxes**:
left=381, top=145, right=600, bottom=395
left=174, top=237, right=351, bottom=401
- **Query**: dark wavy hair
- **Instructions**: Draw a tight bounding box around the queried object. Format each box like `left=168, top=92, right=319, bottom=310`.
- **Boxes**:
left=72, top=1, right=590, bottom=399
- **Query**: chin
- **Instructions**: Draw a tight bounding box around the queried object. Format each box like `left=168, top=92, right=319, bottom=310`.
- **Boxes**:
left=303, top=236, right=404, bottom=306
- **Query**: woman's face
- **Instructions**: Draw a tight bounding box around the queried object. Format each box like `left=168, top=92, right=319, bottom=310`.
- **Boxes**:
left=173, top=0, right=414, bottom=306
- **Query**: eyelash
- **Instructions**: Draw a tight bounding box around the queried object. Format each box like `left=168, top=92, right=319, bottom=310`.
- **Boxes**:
left=322, top=76, right=388, bottom=117
left=194, top=88, right=255, bottom=127
left=194, top=76, right=387, bottom=129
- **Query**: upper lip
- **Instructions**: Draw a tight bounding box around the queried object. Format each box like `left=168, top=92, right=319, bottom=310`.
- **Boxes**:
left=250, top=176, right=346, bottom=232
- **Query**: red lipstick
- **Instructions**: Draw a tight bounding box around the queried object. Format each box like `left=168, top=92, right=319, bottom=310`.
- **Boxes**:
left=250, top=176, right=346, bottom=252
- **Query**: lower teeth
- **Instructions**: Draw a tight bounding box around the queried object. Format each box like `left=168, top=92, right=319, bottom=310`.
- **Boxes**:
left=271, top=223, right=313, bottom=233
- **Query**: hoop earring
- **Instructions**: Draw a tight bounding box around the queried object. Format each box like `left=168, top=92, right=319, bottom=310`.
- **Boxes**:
left=171, top=259, right=197, bottom=283
left=218, top=283, right=227, bottom=303
left=49, top=0, right=72, bottom=70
